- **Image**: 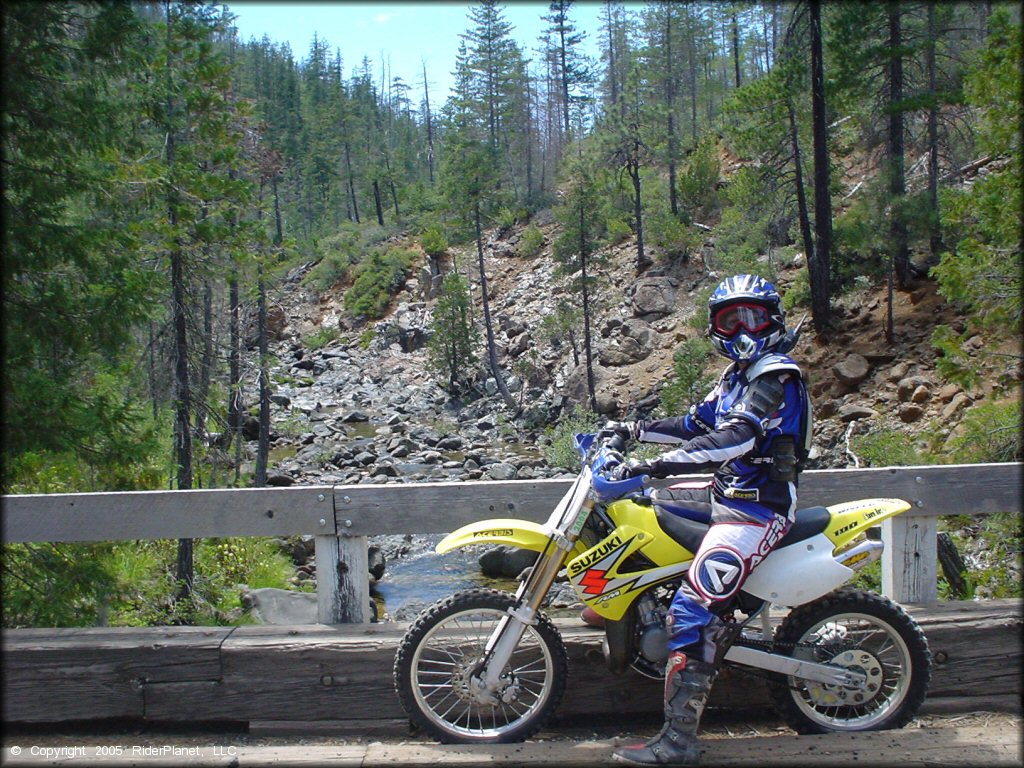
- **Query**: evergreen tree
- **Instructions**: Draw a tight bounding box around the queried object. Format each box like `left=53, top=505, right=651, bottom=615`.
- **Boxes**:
left=427, top=273, right=479, bottom=392
left=543, top=0, right=593, bottom=140
left=1, top=2, right=158, bottom=483
left=553, top=148, right=605, bottom=411
left=932, top=10, right=1022, bottom=385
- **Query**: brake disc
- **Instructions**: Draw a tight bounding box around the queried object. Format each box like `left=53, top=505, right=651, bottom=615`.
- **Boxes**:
left=804, top=649, right=883, bottom=706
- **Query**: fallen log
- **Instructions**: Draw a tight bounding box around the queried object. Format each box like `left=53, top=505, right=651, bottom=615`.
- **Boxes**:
left=3, top=599, right=1020, bottom=729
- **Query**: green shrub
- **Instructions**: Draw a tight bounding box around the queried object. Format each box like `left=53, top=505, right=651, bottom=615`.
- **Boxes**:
left=943, top=400, right=1022, bottom=463
left=1, top=535, right=297, bottom=628
left=601, top=206, right=633, bottom=246
left=343, top=247, right=414, bottom=319
left=660, top=337, right=715, bottom=416
left=518, top=224, right=545, bottom=257
left=849, top=426, right=932, bottom=468
left=545, top=405, right=603, bottom=470
left=426, top=272, right=479, bottom=392
left=782, top=266, right=812, bottom=313
left=832, top=193, right=888, bottom=287
left=359, top=327, right=376, bottom=349
left=306, top=230, right=361, bottom=291
left=688, top=287, right=715, bottom=332
left=421, top=225, right=448, bottom=258
left=304, top=327, right=340, bottom=350
left=679, top=136, right=721, bottom=216
left=495, top=206, right=526, bottom=230
left=647, top=210, right=700, bottom=262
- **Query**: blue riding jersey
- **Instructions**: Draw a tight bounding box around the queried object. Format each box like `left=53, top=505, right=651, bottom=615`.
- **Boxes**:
left=638, top=352, right=810, bottom=524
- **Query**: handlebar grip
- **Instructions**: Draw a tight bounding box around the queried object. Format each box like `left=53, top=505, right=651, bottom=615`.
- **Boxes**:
left=604, top=433, right=627, bottom=453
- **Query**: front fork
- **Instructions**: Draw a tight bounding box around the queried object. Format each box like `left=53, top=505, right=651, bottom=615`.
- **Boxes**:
left=475, top=498, right=594, bottom=695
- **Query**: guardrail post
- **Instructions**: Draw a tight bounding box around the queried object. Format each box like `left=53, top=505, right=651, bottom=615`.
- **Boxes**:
left=315, top=533, right=370, bottom=624
left=881, top=514, right=938, bottom=604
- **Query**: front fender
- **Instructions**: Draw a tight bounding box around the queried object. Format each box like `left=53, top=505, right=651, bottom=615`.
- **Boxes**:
left=436, top=518, right=575, bottom=556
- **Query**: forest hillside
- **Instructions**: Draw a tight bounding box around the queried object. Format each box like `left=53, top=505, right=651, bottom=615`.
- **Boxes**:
left=2, top=1, right=1020, bottom=626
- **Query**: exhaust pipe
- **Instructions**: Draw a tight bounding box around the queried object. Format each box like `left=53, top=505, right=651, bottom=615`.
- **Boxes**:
left=835, top=539, right=884, bottom=571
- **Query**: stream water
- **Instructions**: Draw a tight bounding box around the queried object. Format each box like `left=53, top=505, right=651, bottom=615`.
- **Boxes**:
left=369, top=536, right=512, bottom=621
left=367, top=534, right=584, bottom=622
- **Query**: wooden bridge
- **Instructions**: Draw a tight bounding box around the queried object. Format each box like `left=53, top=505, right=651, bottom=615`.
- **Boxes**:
left=2, top=463, right=1021, bottom=750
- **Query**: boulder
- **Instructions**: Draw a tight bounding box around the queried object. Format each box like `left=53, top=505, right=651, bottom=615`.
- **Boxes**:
left=631, top=276, right=678, bottom=317
left=241, top=588, right=317, bottom=625
left=897, top=377, right=927, bottom=401
left=911, top=384, right=932, bottom=404
left=899, top=404, right=925, bottom=423
left=267, top=305, right=288, bottom=341
left=485, top=462, right=518, bottom=481
left=599, top=319, right=656, bottom=366
left=838, top=404, right=878, bottom=422
left=942, top=392, right=972, bottom=420
left=937, top=383, right=962, bottom=403
left=833, top=353, right=871, bottom=387
left=368, top=545, right=386, bottom=582
left=599, top=338, right=648, bottom=366
left=479, top=546, right=538, bottom=579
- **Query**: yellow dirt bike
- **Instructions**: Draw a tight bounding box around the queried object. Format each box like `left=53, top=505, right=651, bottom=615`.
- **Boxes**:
left=394, top=432, right=931, bottom=744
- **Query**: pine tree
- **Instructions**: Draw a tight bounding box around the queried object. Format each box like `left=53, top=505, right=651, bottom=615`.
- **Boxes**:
left=543, top=0, right=593, bottom=141
left=427, top=274, right=479, bottom=392
left=553, top=149, right=605, bottom=411
left=1, top=2, right=158, bottom=480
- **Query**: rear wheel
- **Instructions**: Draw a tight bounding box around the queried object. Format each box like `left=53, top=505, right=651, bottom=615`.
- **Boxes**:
left=393, top=589, right=568, bottom=743
left=770, top=589, right=931, bottom=734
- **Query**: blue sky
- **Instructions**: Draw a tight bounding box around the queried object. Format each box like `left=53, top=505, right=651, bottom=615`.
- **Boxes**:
left=227, top=2, right=609, bottom=102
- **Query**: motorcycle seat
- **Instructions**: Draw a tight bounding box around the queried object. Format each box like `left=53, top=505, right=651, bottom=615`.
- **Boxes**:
left=777, top=505, right=831, bottom=547
left=654, top=504, right=832, bottom=555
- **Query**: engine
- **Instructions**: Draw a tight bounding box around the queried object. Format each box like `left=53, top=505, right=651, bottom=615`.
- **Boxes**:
left=631, top=587, right=672, bottom=679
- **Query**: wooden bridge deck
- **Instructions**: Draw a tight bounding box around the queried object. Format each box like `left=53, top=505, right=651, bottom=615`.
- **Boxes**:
left=2, top=726, right=1022, bottom=766
left=3, top=599, right=1020, bottom=733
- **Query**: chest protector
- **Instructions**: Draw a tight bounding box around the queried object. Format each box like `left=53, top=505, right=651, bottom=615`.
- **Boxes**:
left=731, top=353, right=812, bottom=483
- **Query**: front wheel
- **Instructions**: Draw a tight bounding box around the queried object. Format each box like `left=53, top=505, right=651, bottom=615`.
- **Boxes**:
left=393, top=588, right=569, bottom=743
left=770, top=588, right=931, bottom=734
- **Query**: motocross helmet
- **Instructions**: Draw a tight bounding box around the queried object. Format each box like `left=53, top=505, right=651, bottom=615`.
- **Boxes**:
left=707, top=274, right=786, bottom=361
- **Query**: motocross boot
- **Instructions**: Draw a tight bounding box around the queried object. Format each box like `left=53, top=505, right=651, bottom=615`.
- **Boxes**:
left=611, top=651, right=716, bottom=766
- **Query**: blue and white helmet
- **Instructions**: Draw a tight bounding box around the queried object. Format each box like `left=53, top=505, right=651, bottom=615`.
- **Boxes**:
left=707, top=274, right=787, bottom=361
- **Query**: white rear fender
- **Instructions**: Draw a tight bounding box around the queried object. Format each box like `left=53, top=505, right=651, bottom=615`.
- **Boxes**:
left=741, top=533, right=853, bottom=607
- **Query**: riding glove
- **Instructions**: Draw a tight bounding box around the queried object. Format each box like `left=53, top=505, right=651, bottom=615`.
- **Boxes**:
left=604, top=420, right=642, bottom=442
left=610, top=459, right=664, bottom=480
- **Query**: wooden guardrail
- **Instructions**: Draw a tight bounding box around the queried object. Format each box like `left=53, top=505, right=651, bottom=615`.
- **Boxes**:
left=2, top=463, right=1021, bottom=623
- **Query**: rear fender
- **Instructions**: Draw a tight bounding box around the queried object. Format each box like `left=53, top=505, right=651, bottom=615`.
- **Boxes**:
left=824, top=498, right=912, bottom=550
left=435, top=518, right=588, bottom=559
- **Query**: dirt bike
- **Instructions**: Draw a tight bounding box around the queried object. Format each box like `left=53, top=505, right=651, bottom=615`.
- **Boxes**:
left=393, top=432, right=931, bottom=744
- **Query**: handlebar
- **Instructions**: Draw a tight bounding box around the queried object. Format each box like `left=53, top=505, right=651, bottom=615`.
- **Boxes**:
left=574, top=432, right=649, bottom=502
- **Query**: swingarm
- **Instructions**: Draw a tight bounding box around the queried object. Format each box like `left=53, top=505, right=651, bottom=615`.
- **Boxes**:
left=725, top=644, right=868, bottom=688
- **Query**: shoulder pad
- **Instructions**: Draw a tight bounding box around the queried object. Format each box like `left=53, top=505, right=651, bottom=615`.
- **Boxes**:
left=746, top=353, right=802, bottom=381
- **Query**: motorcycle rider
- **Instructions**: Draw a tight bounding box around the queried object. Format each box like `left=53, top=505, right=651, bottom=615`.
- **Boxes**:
left=606, top=273, right=811, bottom=766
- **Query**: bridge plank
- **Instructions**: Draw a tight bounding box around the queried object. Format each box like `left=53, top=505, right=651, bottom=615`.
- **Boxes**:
left=4, top=601, right=1019, bottom=726
left=143, top=624, right=406, bottom=722
left=1, top=626, right=232, bottom=723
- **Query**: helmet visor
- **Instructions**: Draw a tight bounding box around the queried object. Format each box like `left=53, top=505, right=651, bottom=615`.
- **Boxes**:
left=712, top=303, right=772, bottom=336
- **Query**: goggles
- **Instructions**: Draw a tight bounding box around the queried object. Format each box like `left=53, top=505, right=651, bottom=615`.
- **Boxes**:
left=712, top=302, right=773, bottom=336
